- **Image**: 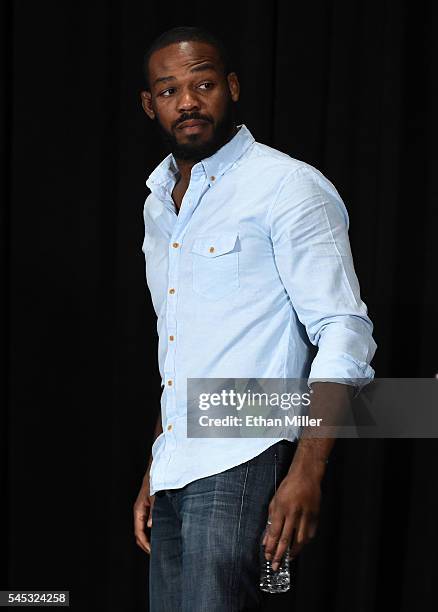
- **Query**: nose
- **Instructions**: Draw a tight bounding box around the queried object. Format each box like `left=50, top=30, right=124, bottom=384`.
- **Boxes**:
left=176, top=86, right=200, bottom=113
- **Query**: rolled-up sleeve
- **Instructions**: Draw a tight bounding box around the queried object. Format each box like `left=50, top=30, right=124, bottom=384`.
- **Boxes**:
left=268, top=165, right=377, bottom=392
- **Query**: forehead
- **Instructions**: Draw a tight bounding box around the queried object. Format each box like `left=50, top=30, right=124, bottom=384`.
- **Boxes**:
left=148, top=41, right=223, bottom=80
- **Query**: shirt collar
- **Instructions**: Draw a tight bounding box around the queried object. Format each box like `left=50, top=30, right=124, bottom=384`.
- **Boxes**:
left=146, top=124, right=255, bottom=192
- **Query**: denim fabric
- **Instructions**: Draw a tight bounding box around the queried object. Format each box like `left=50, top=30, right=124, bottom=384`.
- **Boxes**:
left=149, top=440, right=297, bottom=611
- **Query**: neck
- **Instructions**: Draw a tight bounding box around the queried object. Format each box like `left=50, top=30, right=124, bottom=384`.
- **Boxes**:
left=174, top=123, right=239, bottom=185
left=174, top=158, right=195, bottom=185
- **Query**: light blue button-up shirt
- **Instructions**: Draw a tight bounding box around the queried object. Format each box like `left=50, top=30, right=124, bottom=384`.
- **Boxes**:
left=142, top=124, right=377, bottom=495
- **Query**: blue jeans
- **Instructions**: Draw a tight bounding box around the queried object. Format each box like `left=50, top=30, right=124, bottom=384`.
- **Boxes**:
left=149, top=440, right=297, bottom=611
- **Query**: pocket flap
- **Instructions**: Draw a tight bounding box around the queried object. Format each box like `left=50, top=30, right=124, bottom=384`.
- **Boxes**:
left=191, top=232, right=239, bottom=257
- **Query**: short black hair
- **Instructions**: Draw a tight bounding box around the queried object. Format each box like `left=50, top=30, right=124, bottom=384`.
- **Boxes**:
left=143, top=26, right=231, bottom=90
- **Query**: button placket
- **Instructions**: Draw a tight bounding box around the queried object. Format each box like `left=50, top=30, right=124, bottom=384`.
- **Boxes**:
left=165, top=234, right=179, bottom=422
left=163, top=170, right=209, bottom=429
left=163, top=188, right=192, bottom=424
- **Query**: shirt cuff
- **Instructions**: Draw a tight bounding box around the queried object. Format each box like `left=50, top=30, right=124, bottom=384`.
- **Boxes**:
left=307, top=352, right=375, bottom=398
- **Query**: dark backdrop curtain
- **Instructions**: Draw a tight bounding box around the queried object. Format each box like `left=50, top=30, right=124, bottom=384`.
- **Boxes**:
left=1, top=1, right=437, bottom=610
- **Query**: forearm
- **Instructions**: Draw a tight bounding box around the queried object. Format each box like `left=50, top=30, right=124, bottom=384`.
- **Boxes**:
left=288, top=382, right=353, bottom=481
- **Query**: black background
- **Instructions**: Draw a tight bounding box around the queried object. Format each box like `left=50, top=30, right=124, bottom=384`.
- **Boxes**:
left=1, top=1, right=437, bottom=610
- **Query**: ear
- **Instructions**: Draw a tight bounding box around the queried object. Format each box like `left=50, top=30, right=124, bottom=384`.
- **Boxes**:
left=140, top=90, right=155, bottom=120
left=227, top=72, right=240, bottom=103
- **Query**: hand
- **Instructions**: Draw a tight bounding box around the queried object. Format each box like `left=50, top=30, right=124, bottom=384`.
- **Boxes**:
left=262, top=468, right=321, bottom=570
left=133, top=471, right=155, bottom=554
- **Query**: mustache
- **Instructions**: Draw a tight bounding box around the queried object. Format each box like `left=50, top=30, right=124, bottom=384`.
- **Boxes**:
left=173, top=112, right=213, bottom=129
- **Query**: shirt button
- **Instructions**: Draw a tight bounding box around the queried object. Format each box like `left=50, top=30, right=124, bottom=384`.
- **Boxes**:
left=172, top=242, right=179, bottom=248
left=169, top=335, right=174, bottom=341
left=210, top=175, right=216, bottom=181
left=169, top=288, right=175, bottom=295
left=167, top=424, right=173, bottom=431
left=209, top=246, right=215, bottom=253
left=167, top=379, right=173, bottom=386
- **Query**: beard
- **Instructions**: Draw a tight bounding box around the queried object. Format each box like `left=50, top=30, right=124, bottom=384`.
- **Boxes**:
left=154, top=98, right=237, bottom=163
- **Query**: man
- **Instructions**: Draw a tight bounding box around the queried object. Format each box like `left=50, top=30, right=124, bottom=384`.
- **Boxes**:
left=133, top=25, right=377, bottom=611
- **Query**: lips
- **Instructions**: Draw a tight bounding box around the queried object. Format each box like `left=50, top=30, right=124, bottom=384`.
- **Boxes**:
left=178, top=119, right=209, bottom=130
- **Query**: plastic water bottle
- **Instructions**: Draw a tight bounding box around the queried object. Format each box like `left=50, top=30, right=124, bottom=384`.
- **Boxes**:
left=259, top=445, right=293, bottom=593
left=259, top=525, right=292, bottom=593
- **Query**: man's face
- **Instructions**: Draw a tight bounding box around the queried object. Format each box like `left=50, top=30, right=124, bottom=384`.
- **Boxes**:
left=141, top=40, right=240, bottom=162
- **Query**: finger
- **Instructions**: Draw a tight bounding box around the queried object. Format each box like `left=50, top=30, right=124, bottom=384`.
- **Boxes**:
left=288, top=527, right=299, bottom=558
left=264, top=514, right=285, bottom=561
left=147, top=496, right=155, bottom=527
left=284, top=510, right=303, bottom=559
left=290, top=514, right=310, bottom=557
left=308, top=518, right=318, bottom=539
left=134, top=504, right=152, bottom=554
left=296, top=514, right=309, bottom=546
left=261, top=518, right=270, bottom=546
left=271, top=517, right=294, bottom=571
left=261, top=523, right=274, bottom=547
left=265, top=507, right=301, bottom=562
left=298, top=513, right=319, bottom=547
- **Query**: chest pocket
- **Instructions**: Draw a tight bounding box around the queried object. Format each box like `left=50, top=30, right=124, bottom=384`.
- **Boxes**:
left=191, top=232, right=240, bottom=300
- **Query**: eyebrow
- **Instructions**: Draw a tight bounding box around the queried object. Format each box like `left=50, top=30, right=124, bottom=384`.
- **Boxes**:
left=153, top=62, right=217, bottom=87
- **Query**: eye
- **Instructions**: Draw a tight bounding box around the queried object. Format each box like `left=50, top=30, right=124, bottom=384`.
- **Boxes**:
left=160, top=87, right=176, bottom=97
left=199, top=82, right=214, bottom=90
